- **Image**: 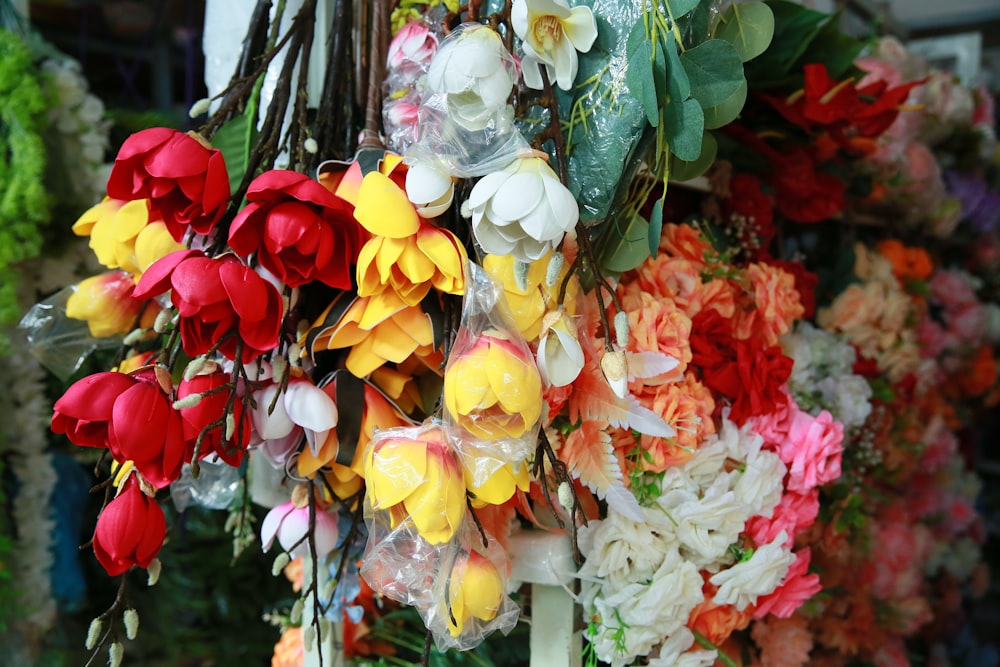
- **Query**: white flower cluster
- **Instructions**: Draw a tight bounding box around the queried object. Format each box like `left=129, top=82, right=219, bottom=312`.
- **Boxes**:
left=782, top=322, right=873, bottom=431
left=578, top=418, right=790, bottom=667
left=41, top=57, right=112, bottom=206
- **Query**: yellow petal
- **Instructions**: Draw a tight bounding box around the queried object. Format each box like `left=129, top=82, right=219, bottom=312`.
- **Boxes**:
left=355, top=172, right=420, bottom=238
left=366, top=438, right=429, bottom=510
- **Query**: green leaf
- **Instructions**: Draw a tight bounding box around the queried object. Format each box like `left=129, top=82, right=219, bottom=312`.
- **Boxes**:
left=626, top=33, right=659, bottom=127
left=713, top=2, right=774, bottom=62
left=679, top=39, right=745, bottom=109
left=703, top=79, right=747, bottom=129
left=670, top=131, right=717, bottom=181
left=665, top=0, right=702, bottom=19
left=213, top=114, right=256, bottom=194
left=663, top=33, right=690, bottom=102
left=743, top=0, right=829, bottom=88
left=677, top=2, right=712, bottom=48
left=652, top=32, right=668, bottom=100
left=663, top=98, right=704, bottom=162
left=601, top=212, right=651, bottom=273
left=648, top=199, right=663, bottom=259
left=803, top=13, right=865, bottom=79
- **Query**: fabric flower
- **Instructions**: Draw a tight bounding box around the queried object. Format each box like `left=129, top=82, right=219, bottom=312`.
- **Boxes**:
left=443, top=550, right=505, bottom=637
left=363, top=424, right=466, bottom=544
left=511, top=0, right=598, bottom=90
left=228, top=170, right=364, bottom=289
left=250, top=376, right=339, bottom=465
left=261, top=493, right=340, bottom=559
left=387, top=20, right=438, bottom=71
left=72, top=198, right=184, bottom=279
left=710, top=533, right=795, bottom=611
left=93, top=475, right=166, bottom=576
left=52, top=371, right=144, bottom=450
left=425, top=24, right=518, bottom=131
left=468, top=156, right=578, bottom=262
left=132, top=249, right=283, bottom=363
left=752, top=548, right=822, bottom=619
left=66, top=270, right=154, bottom=338
left=536, top=309, right=585, bottom=387
left=481, top=250, right=579, bottom=341
left=106, top=127, right=230, bottom=240
left=405, top=161, right=455, bottom=218
left=443, top=330, right=543, bottom=440
left=176, top=369, right=250, bottom=466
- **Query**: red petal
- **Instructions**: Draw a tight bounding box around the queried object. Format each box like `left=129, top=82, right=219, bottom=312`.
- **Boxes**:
left=133, top=249, right=202, bottom=301
left=145, top=133, right=209, bottom=178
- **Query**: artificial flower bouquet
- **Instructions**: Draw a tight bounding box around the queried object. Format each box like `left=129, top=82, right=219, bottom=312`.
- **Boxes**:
left=25, top=0, right=999, bottom=666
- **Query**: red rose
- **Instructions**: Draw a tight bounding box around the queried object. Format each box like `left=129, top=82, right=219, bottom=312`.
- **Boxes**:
left=133, top=249, right=283, bottom=363
left=769, top=148, right=844, bottom=223
left=107, top=127, right=230, bottom=241
left=52, top=371, right=138, bottom=449
left=93, top=476, right=167, bottom=576
left=228, top=170, right=364, bottom=289
left=177, top=370, right=249, bottom=465
left=690, top=309, right=793, bottom=424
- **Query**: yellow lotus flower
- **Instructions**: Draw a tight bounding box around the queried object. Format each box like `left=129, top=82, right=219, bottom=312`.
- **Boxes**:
left=66, top=270, right=158, bottom=338
left=482, top=251, right=578, bottom=342
left=464, top=458, right=530, bottom=508
left=357, top=223, right=467, bottom=307
left=445, top=550, right=505, bottom=637
left=73, top=198, right=184, bottom=280
left=306, top=294, right=441, bottom=378
left=443, top=330, right=543, bottom=440
left=363, top=424, right=466, bottom=544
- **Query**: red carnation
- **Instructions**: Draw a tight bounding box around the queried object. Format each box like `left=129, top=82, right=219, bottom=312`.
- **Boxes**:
left=228, top=170, right=364, bottom=289
left=93, top=476, right=167, bottom=576
left=107, top=127, right=230, bottom=241
left=133, top=249, right=283, bottom=363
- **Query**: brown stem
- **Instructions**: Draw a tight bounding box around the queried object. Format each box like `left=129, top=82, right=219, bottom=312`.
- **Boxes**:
left=358, top=0, right=389, bottom=150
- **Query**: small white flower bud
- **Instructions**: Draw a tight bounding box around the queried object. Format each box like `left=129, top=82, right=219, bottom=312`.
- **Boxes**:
left=272, top=354, right=287, bottom=382
left=85, top=617, right=102, bottom=650
left=322, top=576, right=337, bottom=599
left=172, top=393, right=203, bottom=410
left=146, top=558, right=162, bottom=586
left=317, top=617, right=331, bottom=641
left=304, top=137, right=319, bottom=154
left=600, top=350, right=628, bottom=399
left=183, top=357, right=207, bottom=381
left=225, top=413, right=236, bottom=441
left=153, top=308, right=174, bottom=333
left=122, top=328, right=146, bottom=346
left=188, top=97, right=211, bottom=118
left=290, top=598, right=304, bottom=625
left=557, top=481, right=574, bottom=514
left=545, top=252, right=564, bottom=287
left=514, top=260, right=530, bottom=291
left=271, top=552, right=290, bottom=577
left=302, top=625, right=316, bottom=651
left=614, top=311, right=630, bottom=349
left=108, top=641, right=124, bottom=667
left=123, top=608, right=139, bottom=640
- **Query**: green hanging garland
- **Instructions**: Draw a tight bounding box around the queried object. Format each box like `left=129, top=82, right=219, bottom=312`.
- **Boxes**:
left=0, top=27, right=51, bottom=350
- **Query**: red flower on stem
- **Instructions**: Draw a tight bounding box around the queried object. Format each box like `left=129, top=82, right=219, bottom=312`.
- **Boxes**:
left=51, top=371, right=138, bottom=449
left=228, top=170, right=364, bottom=289
left=177, top=370, right=250, bottom=465
left=93, top=475, right=167, bottom=576
left=106, top=127, right=230, bottom=241
left=133, top=249, right=284, bottom=363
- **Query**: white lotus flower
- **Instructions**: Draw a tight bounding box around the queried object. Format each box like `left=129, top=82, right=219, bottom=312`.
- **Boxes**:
left=425, top=24, right=518, bottom=131
left=251, top=378, right=338, bottom=460
left=512, top=0, right=598, bottom=91
left=467, top=156, right=578, bottom=262
left=536, top=310, right=585, bottom=387
left=405, top=161, right=455, bottom=218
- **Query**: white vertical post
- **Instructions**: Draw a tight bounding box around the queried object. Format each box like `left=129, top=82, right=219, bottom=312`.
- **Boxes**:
left=509, top=529, right=582, bottom=667
left=302, top=554, right=346, bottom=667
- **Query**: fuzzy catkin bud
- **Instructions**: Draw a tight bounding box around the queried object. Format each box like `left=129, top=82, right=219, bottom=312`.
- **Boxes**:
left=614, top=311, right=630, bottom=349
left=108, top=642, right=124, bottom=667
left=123, top=608, right=139, bottom=640
left=271, top=354, right=287, bottom=382
left=317, top=617, right=331, bottom=641
left=514, top=260, right=530, bottom=291
left=146, top=558, right=162, bottom=586
left=271, top=552, right=291, bottom=577
left=153, top=308, right=174, bottom=333
left=122, top=328, right=146, bottom=346
left=557, top=481, right=574, bottom=514
left=302, top=625, right=316, bottom=651
left=85, top=618, right=102, bottom=650
left=183, top=357, right=207, bottom=381
left=304, top=138, right=319, bottom=154
left=224, top=413, right=236, bottom=441
left=172, top=393, right=203, bottom=410
left=545, top=252, right=564, bottom=287
left=188, top=97, right=211, bottom=118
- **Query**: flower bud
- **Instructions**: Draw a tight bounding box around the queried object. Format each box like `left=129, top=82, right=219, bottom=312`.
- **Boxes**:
left=545, top=252, right=564, bottom=287
left=614, top=311, right=630, bottom=349
left=147, top=558, right=162, bottom=586
left=85, top=617, right=102, bottom=650
left=600, top=350, right=628, bottom=399
left=290, top=598, right=304, bottom=625
left=271, top=552, right=291, bottom=577
left=108, top=642, right=124, bottom=667
left=123, top=608, right=140, bottom=640
left=188, top=97, right=211, bottom=118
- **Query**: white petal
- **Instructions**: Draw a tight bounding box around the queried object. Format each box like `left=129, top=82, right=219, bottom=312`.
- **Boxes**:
left=260, top=502, right=293, bottom=552
left=473, top=217, right=518, bottom=255
left=312, top=510, right=341, bottom=557
left=525, top=0, right=572, bottom=19
left=253, top=386, right=295, bottom=440
left=284, top=380, right=338, bottom=432
left=510, top=0, right=529, bottom=39
left=468, top=170, right=513, bottom=210
left=514, top=236, right=552, bottom=261
left=477, top=67, right=516, bottom=109
left=518, top=203, right=563, bottom=241
left=553, top=325, right=585, bottom=367
left=543, top=328, right=585, bottom=386
left=277, top=509, right=310, bottom=554
left=564, top=6, right=599, bottom=53
left=490, top=172, right=545, bottom=221
left=541, top=174, right=579, bottom=229
left=520, top=55, right=545, bottom=90
left=406, top=162, right=453, bottom=206
left=417, top=199, right=452, bottom=218
left=551, top=39, right=578, bottom=90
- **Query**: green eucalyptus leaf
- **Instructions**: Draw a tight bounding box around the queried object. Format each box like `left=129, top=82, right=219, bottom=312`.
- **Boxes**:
left=743, top=0, right=829, bottom=88
left=625, top=17, right=648, bottom=57
left=677, top=1, right=712, bottom=48
left=804, top=14, right=865, bottom=79
left=703, top=79, right=747, bottom=129
left=663, top=32, right=690, bottom=102
left=713, top=2, right=775, bottom=62
left=648, top=199, right=664, bottom=259
left=665, top=0, right=702, bottom=20
left=653, top=33, right=668, bottom=99
left=601, top=211, right=651, bottom=273
left=626, top=37, right=660, bottom=127
left=663, top=98, right=705, bottom=162
left=213, top=113, right=257, bottom=194
left=670, top=131, right=717, bottom=181
left=679, top=39, right=745, bottom=109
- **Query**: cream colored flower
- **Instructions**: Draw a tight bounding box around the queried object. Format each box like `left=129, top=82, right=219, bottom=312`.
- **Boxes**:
left=468, top=156, right=578, bottom=262
left=405, top=161, right=455, bottom=218
left=536, top=310, right=584, bottom=387
left=511, top=0, right=598, bottom=90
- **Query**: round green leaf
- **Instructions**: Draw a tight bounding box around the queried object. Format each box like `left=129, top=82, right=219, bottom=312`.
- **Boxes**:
left=670, top=131, right=717, bottom=182
left=664, top=98, right=705, bottom=162
left=665, top=0, right=702, bottom=19
left=601, top=212, right=652, bottom=273
left=679, top=38, right=745, bottom=108
left=713, top=2, right=775, bottom=62
left=647, top=199, right=664, bottom=259
left=703, top=79, right=747, bottom=129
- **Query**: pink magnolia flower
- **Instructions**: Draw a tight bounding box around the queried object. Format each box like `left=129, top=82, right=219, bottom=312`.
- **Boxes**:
left=387, top=21, right=438, bottom=71
left=250, top=376, right=338, bottom=467
left=261, top=496, right=340, bottom=559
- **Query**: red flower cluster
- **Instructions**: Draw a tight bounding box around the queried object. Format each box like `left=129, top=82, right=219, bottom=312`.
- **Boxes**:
left=93, top=476, right=167, bottom=576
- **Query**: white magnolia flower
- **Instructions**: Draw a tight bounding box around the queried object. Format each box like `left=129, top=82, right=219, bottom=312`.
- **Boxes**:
left=710, top=533, right=795, bottom=610
left=468, top=156, right=578, bottom=262
left=511, top=0, right=598, bottom=90
left=405, top=161, right=455, bottom=218
left=425, top=24, right=517, bottom=131
left=251, top=378, right=338, bottom=463
left=536, top=309, right=585, bottom=386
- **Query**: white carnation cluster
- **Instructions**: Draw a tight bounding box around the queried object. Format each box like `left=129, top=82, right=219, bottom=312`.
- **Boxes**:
left=41, top=57, right=112, bottom=206
left=578, top=418, right=790, bottom=667
left=782, top=322, right=873, bottom=431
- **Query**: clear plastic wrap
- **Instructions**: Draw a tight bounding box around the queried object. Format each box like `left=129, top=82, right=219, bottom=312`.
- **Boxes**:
left=359, top=501, right=444, bottom=608
left=405, top=23, right=529, bottom=178
left=169, top=459, right=241, bottom=512
left=383, top=19, right=441, bottom=155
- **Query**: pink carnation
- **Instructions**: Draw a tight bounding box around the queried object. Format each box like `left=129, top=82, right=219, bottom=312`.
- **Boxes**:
left=749, top=390, right=795, bottom=451
left=929, top=270, right=978, bottom=308
left=753, top=548, right=822, bottom=619
left=746, top=489, right=819, bottom=547
left=751, top=616, right=813, bottom=667
left=780, top=408, right=844, bottom=493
